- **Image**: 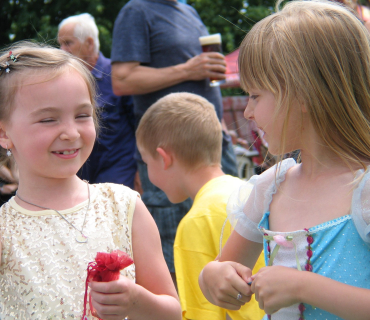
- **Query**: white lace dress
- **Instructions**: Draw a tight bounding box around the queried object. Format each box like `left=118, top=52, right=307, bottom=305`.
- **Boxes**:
left=0, top=183, right=138, bottom=320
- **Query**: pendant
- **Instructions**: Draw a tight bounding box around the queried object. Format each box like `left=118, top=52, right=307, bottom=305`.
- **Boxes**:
left=76, top=234, right=88, bottom=243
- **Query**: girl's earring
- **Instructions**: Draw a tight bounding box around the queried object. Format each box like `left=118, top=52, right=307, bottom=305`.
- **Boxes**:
left=6, top=145, right=11, bottom=157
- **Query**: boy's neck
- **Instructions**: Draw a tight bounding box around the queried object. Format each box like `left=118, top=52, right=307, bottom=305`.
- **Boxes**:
left=183, top=165, right=225, bottom=200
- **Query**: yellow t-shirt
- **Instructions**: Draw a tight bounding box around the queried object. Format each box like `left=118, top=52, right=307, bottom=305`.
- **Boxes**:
left=174, top=175, right=265, bottom=320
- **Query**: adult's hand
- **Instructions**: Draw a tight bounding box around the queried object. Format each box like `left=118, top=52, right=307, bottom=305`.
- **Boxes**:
left=112, top=52, right=226, bottom=96
left=181, top=52, right=226, bottom=81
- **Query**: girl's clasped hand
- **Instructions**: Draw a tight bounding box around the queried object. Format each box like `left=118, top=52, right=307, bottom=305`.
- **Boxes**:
left=200, top=261, right=253, bottom=310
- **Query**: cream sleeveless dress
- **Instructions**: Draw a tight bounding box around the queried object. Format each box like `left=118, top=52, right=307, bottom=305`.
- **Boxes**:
left=0, top=183, right=138, bottom=320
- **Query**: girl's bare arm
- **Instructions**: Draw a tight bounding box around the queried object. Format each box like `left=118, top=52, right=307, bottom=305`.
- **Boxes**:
left=90, top=198, right=181, bottom=320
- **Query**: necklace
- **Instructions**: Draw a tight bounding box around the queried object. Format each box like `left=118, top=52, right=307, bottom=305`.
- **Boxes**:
left=16, top=182, right=90, bottom=243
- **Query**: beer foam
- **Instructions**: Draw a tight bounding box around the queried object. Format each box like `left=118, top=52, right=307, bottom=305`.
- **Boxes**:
left=199, top=33, right=221, bottom=45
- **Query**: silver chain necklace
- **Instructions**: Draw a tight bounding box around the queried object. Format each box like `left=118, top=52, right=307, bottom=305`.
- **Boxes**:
left=16, top=182, right=90, bottom=243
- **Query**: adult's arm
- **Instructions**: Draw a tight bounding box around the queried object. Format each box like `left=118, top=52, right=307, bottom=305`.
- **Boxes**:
left=111, top=52, right=226, bottom=96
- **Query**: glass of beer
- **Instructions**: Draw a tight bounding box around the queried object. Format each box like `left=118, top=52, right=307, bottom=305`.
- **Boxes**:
left=199, top=33, right=226, bottom=87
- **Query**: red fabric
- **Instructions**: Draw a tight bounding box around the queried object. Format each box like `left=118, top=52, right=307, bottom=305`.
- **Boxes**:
left=222, top=49, right=241, bottom=88
left=81, top=250, right=134, bottom=320
left=225, top=49, right=239, bottom=74
left=88, top=251, right=134, bottom=282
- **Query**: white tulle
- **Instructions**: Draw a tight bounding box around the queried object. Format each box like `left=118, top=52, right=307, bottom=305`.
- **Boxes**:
left=351, top=168, right=370, bottom=244
left=227, top=158, right=370, bottom=246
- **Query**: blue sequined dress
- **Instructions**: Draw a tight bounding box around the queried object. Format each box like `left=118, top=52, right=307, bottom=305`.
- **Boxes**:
left=227, top=159, right=370, bottom=320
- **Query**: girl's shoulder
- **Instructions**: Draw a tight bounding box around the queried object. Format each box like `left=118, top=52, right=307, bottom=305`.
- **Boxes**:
left=351, top=167, right=370, bottom=245
left=89, top=183, right=140, bottom=199
left=249, top=157, right=297, bottom=189
left=89, top=183, right=140, bottom=214
left=226, top=158, right=297, bottom=242
left=228, top=157, right=297, bottom=212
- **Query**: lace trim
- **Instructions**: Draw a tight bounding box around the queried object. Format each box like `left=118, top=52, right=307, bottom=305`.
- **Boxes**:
left=309, top=215, right=351, bottom=234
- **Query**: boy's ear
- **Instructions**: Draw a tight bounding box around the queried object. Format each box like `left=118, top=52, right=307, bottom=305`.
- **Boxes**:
left=156, top=147, right=173, bottom=170
left=0, top=124, right=13, bottom=150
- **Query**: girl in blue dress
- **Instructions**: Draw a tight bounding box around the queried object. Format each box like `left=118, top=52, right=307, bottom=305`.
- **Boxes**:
left=199, top=1, right=370, bottom=319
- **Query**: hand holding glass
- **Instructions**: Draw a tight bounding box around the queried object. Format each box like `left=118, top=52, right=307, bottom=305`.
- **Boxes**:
left=199, top=33, right=226, bottom=87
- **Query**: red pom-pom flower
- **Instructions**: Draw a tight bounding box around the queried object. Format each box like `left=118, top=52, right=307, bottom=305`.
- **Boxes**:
left=81, top=250, right=134, bottom=319
left=88, top=250, right=134, bottom=282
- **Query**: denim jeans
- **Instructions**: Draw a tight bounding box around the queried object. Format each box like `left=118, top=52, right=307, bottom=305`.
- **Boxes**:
left=221, top=131, right=238, bottom=177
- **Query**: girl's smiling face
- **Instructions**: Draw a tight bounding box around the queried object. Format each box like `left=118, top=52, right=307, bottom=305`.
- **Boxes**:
left=1, top=68, right=96, bottom=182
left=244, top=89, right=303, bottom=156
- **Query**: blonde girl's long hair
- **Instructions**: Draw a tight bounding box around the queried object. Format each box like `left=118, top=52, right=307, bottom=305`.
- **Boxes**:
left=239, top=0, right=370, bottom=171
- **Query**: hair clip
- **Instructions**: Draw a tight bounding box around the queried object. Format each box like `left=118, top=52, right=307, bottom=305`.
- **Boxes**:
left=9, top=51, right=18, bottom=63
left=0, top=51, right=18, bottom=75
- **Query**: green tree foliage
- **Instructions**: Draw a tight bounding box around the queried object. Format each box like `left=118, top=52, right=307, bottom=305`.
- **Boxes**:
left=1, top=0, right=275, bottom=96
left=188, top=0, right=273, bottom=54
left=186, top=0, right=273, bottom=95
left=1, top=0, right=129, bottom=57
left=1, top=0, right=274, bottom=57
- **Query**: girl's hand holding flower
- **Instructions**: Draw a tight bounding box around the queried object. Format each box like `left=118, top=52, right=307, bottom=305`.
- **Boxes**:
left=89, top=276, right=137, bottom=320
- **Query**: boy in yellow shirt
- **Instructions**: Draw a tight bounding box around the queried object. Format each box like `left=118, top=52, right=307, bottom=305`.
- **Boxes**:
left=136, top=92, right=265, bottom=320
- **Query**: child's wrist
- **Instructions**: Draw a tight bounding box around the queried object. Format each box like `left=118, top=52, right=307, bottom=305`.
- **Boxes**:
left=293, top=269, right=308, bottom=303
left=125, top=281, right=142, bottom=317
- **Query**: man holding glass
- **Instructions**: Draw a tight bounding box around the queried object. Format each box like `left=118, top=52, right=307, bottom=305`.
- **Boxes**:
left=111, top=0, right=238, bottom=284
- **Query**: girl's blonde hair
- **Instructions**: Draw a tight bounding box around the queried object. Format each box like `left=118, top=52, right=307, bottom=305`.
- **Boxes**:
left=239, top=0, right=370, bottom=170
left=0, top=41, right=98, bottom=162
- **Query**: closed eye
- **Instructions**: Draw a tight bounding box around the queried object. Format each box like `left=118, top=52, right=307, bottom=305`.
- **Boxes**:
left=39, top=118, right=55, bottom=123
left=250, top=95, right=259, bottom=100
left=76, top=114, right=92, bottom=119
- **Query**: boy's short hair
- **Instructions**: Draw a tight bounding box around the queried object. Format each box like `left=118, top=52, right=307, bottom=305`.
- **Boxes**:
left=136, top=92, right=222, bottom=170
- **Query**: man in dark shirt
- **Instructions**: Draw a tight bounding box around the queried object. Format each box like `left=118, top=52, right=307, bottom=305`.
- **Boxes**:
left=58, top=13, right=137, bottom=188
left=110, top=0, right=238, bottom=280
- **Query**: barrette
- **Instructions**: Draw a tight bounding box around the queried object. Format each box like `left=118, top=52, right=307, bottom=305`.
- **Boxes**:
left=8, top=51, right=18, bottom=63
left=0, top=51, right=19, bottom=75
